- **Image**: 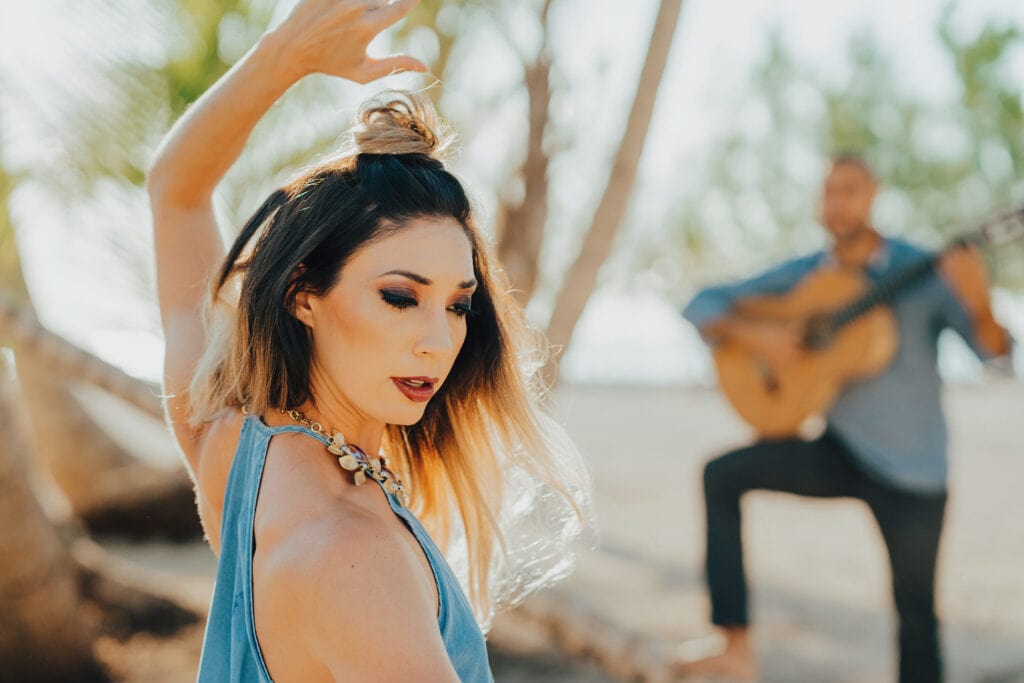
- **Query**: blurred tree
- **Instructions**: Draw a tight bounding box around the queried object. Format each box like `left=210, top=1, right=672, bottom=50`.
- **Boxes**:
left=656, top=8, right=1024, bottom=292
left=394, top=0, right=686, bottom=380
left=0, top=113, right=196, bottom=541
left=393, top=0, right=472, bottom=107
left=0, top=289, right=199, bottom=679
left=0, top=0, right=358, bottom=536
left=2, top=0, right=682, bottom=670
left=0, top=150, right=28, bottom=299
left=492, top=0, right=555, bottom=306
left=933, top=5, right=1023, bottom=284
left=0, top=356, right=104, bottom=680
left=0, top=0, right=686, bottom=544
left=3, top=0, right=688, bottom=426
left=0, top=107, right=199, bottom=676
left=543, top=0, right=684, bottom=380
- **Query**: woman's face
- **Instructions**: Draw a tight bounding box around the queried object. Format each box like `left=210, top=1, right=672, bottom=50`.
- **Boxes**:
left=294, top=216, right=477, bottom=427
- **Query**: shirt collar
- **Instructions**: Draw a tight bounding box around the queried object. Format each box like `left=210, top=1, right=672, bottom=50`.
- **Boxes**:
left=819, top=235, right=891, bottom=273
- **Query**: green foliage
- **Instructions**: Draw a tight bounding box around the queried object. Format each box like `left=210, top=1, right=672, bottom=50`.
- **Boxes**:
left=163, top=0, right=260, bottom=114
left=0, top=1, right=298, bottom=314
left=662, top=7, right=1024, bottom=289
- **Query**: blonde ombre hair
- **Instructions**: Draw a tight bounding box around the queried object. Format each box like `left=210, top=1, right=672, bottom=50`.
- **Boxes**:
left=188, top=91, right=590, bottom=626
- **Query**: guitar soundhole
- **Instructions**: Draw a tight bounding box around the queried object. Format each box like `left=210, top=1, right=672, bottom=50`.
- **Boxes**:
left=803, top=314, right=834, bottom=350
left=755, top=358, right=780, bottom=394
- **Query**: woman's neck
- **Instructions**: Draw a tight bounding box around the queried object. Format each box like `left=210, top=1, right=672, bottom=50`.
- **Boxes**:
left=291, top=395, right=385, bottom=457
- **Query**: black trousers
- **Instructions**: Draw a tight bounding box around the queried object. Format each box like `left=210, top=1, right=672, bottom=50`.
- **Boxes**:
left=703, top=431, right=947, bottom=683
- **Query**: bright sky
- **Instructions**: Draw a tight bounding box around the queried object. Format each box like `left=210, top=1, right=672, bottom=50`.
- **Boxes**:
left=1, top=0, right=1022, bottom=383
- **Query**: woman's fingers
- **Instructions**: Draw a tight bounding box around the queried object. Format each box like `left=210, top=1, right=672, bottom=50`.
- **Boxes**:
left=354, top=54, right=428, bottom=83
left=272, top=0, right=425, bottom=82
left=365, top=0, right=421, bottom=32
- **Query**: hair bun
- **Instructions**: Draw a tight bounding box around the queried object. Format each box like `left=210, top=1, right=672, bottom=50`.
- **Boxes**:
left=352, top=90, right=451, bottom=159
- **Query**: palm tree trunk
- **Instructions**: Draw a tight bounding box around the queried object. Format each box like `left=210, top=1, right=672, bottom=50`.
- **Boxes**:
left=543, top=0, right=685, bottom=382
left=495, top=0, right=554, bottom=305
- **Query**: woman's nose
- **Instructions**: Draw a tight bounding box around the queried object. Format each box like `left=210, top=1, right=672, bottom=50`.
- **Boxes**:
left=414, top=308, right=454, bottom=357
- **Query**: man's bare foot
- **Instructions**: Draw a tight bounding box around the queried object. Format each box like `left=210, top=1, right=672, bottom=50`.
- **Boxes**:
left=668, top=629, right=758, bottom=681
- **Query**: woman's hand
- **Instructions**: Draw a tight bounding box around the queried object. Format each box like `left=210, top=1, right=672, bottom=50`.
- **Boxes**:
left=269, top=0, right=428, bottom=83
left=149, top=0, right=427, bottom=462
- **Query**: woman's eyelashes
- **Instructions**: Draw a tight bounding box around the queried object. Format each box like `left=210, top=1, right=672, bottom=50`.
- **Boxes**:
left=450, top=298, right=475, bottom=317
left=380, top=289, right=475, bottom=317
left=380, top=289, right=417, bottom=310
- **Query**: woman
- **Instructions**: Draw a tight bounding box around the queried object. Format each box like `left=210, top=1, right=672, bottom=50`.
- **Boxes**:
left=146, top=1, right=590, bottom=681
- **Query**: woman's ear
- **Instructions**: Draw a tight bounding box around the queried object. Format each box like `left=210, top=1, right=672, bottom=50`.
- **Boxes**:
left=291, top=288, right=316, bottom=329
left=287, top=264, right=315, bottom=328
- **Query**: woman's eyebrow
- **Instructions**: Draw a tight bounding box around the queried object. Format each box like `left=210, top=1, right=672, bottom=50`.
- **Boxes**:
left=379, top=269, right=477, bottom=289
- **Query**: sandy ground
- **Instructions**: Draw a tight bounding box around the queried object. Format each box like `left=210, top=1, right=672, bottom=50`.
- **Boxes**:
left=546, top=381, right=1024, bottom=683
left=95, top=382, right=1024, bottom=682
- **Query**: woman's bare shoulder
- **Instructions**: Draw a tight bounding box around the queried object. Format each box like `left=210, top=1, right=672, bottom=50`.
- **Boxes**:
left=254, top=504, right=460, bottom=682
left=191, top=407, right=245, bottom=553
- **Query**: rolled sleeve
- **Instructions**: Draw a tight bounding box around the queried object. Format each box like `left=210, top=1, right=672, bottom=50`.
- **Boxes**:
left=681, top=254, right=821, bottom=331
left=681, top=286, right=737, bottom=330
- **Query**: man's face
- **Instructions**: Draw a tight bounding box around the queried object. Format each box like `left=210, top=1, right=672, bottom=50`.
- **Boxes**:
left=820, top=162, right=877, bottom=240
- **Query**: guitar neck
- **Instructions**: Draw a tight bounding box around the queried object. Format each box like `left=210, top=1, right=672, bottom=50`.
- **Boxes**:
left=830, top=252, right=939, bottom=329
left=829, top=206, right=1024, bottom=331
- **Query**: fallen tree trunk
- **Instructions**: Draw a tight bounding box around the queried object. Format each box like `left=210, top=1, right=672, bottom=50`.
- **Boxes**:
left=0, top=294, right=201, bottom=539
left=16, top=351, right=201, bottom=540
left=0, top=294, right=162, bottom=418
left=0, top=353, right=202, bottom=679
left=72, top=537, right=202, bottom=640
left=0, top=362, right=107, bottom=681
left=501, top=587, right=677, bottom=683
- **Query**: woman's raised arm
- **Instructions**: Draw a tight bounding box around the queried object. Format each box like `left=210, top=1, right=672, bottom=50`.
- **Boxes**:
left=146, top=0, right=425, bottom=456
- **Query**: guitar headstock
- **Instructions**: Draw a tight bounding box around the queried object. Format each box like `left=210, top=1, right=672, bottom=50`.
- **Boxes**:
left=976, top=206, right=1024, bottom=248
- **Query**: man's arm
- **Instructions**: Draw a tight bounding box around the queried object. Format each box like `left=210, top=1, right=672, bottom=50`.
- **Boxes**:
left=682, top=254, right=819, bottom=331
left=682, top=254, right=819, bottom=359
left=937, top=245, right=1012, bottom=359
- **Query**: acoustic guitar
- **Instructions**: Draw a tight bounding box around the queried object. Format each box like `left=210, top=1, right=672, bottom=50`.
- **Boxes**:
left=712, top=208, right=1024, bottom=438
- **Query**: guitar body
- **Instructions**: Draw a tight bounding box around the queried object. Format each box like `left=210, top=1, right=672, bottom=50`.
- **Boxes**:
left=712, top=267, right=899, bottom=438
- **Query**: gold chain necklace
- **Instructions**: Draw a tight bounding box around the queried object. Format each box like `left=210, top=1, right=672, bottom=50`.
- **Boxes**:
left=278, top=407, right=410, bottom=507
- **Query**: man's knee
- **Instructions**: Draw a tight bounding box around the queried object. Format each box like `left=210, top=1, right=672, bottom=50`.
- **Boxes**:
left=704, top=451, right=743, bottom=497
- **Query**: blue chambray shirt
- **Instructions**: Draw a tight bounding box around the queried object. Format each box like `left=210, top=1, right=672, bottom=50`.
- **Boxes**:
left=682, top=236, right=1007, bottom=494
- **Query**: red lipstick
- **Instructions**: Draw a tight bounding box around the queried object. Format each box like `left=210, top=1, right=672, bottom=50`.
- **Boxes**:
left=391, top=377, right=438, bottom=403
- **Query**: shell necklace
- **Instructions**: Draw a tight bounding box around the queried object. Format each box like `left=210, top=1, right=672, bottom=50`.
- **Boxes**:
left=279, top=408, right=410, bottom=507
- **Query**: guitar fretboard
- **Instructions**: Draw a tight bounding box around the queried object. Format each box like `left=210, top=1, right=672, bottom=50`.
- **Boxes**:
left=825, top=205, right=1024, bottom=332
left=829, top=254, right=939, bottom=330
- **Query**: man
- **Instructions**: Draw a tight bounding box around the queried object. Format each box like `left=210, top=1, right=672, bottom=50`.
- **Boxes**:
left=674, top=156, right=1012, bottom=682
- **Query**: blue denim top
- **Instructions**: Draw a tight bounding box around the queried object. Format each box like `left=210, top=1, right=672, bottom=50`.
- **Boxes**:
left=196, top=413, right=494, bottom=682
left=683, top=237, right=1007, bottom=494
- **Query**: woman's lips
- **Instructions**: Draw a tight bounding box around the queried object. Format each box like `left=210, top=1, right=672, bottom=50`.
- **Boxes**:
left=391, top=377, right=438, bottom=403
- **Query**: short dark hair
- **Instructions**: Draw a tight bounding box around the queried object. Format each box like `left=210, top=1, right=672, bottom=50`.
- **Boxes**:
left=830, top=153, right=876, bottom=180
